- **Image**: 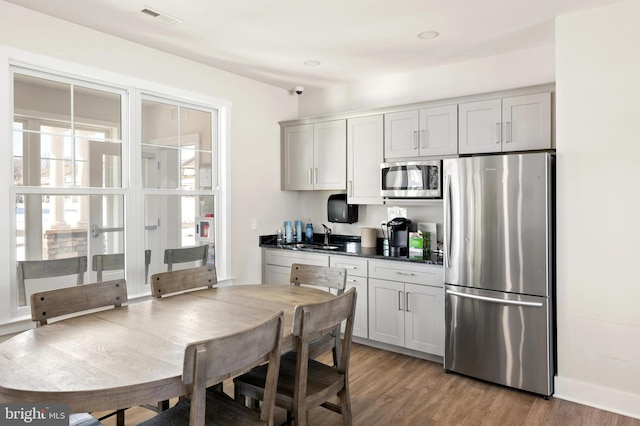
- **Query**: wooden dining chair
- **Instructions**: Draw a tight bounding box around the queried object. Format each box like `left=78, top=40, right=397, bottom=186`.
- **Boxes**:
left=164, top=245, right=208, bottom=272
left=30, top=279, right=128, bottom=426
left=17, top=256, right=88, bottom=306
left=150, top=265, right=217, bottom=298
left=233, top=288, right=357, bottom=426
left=138, top=311, right=285, bottom=426
left=92, top=250, right=152, bottom=283
left=30, top=278, right=127, bottom=326
left=290, top=263, right=347, bottom=365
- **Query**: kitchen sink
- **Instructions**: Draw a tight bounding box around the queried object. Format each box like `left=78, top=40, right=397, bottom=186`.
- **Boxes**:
left=291, top=243, right=342, bottom=250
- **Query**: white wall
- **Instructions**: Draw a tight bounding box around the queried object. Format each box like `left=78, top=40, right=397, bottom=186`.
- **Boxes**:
left=554, top=0, right=640, bottom=418
left=299, top=45, right=555, bottom=118
left=0, top=0, right=298, bottom=303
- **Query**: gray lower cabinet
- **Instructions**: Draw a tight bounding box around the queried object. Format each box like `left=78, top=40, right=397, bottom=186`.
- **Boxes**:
left=330, top=255, right=368, bottom=339
left=262, top=249, right=445, bottom=357
left=368, top=259, right=444, bottom=356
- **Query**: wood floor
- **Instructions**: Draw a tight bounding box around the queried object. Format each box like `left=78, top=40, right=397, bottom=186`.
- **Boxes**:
left=95, top=343, right=640, bottom=425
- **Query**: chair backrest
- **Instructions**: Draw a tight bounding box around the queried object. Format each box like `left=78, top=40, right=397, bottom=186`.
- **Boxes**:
left=183, top=311, right=284, bottom=426
left=92, top=250, right=152, bottom=283
left=292, top=287, right=357, bottom=375
left=164, top=245, right=208, bottom=272
left=289, top=263, right=347, bottom=294
left=150, top=265, right=217, bottom=298
left=30, top=279, right=128, bottom=326
left=17, top=256, right=88, bottom=305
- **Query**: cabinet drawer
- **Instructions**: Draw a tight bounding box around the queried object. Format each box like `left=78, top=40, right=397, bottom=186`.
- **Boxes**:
left=330, top=255, right=367, bottom=277
left=369, top=259, right=443, bottom=286
left=263, top=249, right=328, bottom=268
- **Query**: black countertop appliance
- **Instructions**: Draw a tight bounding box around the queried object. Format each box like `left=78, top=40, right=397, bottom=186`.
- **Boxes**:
left=327, top=194, right=358, bottom=223
left=387, top=217, right=411, bottom=257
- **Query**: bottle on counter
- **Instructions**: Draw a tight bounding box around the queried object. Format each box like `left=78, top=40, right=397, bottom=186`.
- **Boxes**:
left=305, top=220, right=314, bottom=242
left=295, top=220, right=303, bottom=242
left=284, top=221, right=293, bottom=243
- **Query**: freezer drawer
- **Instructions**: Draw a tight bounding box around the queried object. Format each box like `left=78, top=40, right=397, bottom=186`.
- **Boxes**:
left=444, top=284, right=553, bottom=396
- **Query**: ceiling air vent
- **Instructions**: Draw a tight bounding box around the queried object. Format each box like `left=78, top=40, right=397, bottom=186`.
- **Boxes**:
left=139, top=6, right=182, bottom=25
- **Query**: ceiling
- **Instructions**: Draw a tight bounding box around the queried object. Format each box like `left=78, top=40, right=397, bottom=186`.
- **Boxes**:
left=5, top=0, right=624, bottom=92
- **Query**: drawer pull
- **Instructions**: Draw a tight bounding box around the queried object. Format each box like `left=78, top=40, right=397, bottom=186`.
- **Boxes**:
left=395, top=271, right=415, bottom=276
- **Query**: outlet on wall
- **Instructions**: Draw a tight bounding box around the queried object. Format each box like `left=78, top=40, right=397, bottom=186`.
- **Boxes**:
left=250, top=218, right=257, bottom=230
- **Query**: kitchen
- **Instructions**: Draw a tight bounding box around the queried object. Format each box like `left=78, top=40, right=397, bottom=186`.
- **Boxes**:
left=0, top=0, right=639, bottom=423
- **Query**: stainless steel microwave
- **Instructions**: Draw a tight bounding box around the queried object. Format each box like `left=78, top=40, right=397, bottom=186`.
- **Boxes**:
left=380, top=160, right=442, bottom=199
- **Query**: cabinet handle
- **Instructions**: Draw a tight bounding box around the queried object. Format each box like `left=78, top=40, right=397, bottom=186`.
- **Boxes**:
left=421, top=130, right=426, bottom=149
left=406, top=292, right=411, bottom=312
left=347, top=278, right=358, bottom=283
left=496, top=122, right=501, bottom=144
left=314, top=168, right=318, bottom=184
left=348, top=180, right=353, bottom=196
left=413, top=131, right=419, bottom=150
left=398, top=291, right=404, bottom=311
left=396, top=271, right=415, bottom=276
left=505, top=121, right=511, bottom=143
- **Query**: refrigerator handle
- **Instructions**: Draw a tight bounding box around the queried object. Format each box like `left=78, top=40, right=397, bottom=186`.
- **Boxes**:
left=446, top=289, right=544, bottom=307
left=444, top=174, right=452, bottom=268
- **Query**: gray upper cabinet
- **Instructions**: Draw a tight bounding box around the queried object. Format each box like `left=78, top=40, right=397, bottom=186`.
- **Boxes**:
left=347, top=115, right=384, bottom=204
left=283, top=120, right=346, bottom=190
left=459, top=92, right=551, bottom=154
left=384, top=105, right=458, bottom=159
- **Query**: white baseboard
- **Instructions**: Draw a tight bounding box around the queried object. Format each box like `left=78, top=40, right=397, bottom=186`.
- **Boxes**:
left=554, top=376, right=640, bottom=420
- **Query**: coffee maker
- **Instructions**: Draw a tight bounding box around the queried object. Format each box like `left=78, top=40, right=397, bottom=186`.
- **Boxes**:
left=387, top=217, right=412, bottom=257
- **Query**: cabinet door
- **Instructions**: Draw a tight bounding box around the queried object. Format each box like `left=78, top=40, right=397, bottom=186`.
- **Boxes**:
left=502, top=92, right=551, bottom=152
left=368, top=278, right=404, bottom=346
left=384, top=110, right=419, bottom=159
left=419, top=105, right=458, bottom=156
left=404, top=283, right=444, bottom=355
left=458, top=99, right=502, bottom=154
left=347, top=115, right=383, bottom=204
left=345, top=275, right=368, bottom=338
left=283, top=124, right=314, bottom=190
left=332, top=255, right=368, bottom=338
left=313, top=120, right=346, bottom=190
left=263, top=264, right=291, bottom=285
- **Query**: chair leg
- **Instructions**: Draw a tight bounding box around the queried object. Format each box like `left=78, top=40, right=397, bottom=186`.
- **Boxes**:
left=338, top=386, right=353, bottom=426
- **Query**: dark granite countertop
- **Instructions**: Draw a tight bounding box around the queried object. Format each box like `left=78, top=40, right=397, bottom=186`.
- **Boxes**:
left=259, top=234, right=443, bottom=266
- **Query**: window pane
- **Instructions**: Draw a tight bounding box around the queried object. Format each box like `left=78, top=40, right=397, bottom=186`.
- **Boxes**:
left=74, top=86, right=122, bottom=139
left=144, top=194, right=214, bottom=277
left=75, top=136, right=122, bottom=188
left=40, top=126, right=73, bottom=187
left=181, top=107, right=212, bottom=151
left=142, top=100, right=178, bottom=146
left=14, top=74, right=71, bottom=125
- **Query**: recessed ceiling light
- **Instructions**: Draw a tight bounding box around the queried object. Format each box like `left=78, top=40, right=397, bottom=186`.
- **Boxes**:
left=304, top=60, right=321, bottom=67
left=418, top=31, right=439, bottom=40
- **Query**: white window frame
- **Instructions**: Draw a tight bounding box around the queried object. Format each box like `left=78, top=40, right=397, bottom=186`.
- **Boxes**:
left=0, top=52, right=231, bottom=326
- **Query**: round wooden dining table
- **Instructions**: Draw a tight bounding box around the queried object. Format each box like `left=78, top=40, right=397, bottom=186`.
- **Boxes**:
left=0, top=284, right=335, bottom=413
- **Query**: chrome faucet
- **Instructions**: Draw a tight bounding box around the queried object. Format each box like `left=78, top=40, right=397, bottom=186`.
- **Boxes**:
left=322, top=224, right=332, bottom=245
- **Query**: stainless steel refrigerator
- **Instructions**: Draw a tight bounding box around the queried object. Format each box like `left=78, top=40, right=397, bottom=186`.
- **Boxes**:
left=443, top=152, right=555, bottom=397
